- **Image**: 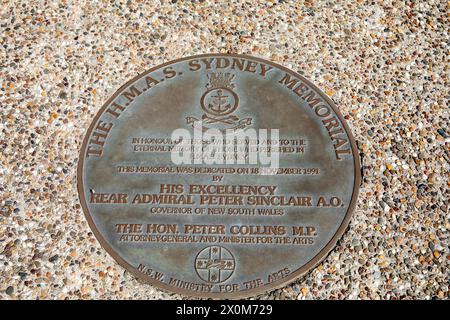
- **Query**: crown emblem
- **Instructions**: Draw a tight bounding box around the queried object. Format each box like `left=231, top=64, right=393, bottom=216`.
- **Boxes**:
left=185, top=73, right=252, bottom=132
left=206, top=73, right=235, bottom=90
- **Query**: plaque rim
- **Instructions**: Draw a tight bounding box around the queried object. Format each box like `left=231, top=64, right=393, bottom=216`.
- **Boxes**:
left=76, top=53, right=361, bottom=299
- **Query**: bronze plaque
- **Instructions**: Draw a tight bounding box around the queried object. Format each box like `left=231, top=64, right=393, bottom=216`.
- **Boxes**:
left=77, top=54, right=360, bottom=298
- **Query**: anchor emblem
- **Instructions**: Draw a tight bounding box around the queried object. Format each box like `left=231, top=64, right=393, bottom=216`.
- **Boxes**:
left=208, top=89, right=232, bottom=114
left=186, top=72, right=252, bottom=131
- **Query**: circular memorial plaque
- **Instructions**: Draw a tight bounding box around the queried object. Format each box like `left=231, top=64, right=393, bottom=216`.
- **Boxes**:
left=77, top=54, right=360, bottom=298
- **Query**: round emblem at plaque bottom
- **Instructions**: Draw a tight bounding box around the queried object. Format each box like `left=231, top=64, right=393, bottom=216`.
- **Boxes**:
left=77, top=54, right=360, bottom=298
left=195, top=246, right=236, bottom=284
